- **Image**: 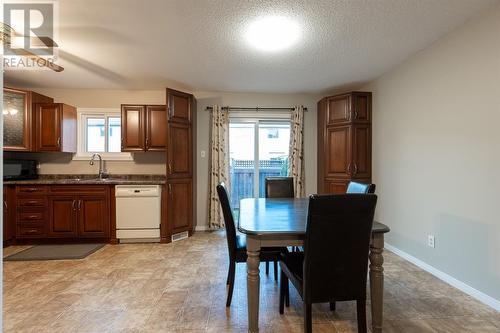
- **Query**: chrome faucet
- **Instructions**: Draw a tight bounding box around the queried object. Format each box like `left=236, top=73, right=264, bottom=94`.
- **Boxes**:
left=89, top=153, right=108, bottom=179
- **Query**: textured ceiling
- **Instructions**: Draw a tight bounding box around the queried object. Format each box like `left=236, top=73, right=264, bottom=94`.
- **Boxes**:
left=5, top=0, right=498, bottom=93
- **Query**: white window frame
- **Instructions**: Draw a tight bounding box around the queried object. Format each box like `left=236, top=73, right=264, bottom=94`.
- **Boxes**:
left=73, top=108, right=133, bottom=161
left=229, top=111, right=292, bottom=198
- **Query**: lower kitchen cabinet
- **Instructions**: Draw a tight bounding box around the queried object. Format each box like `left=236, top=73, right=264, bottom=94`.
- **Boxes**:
left=3, top=186, right=15, bottom=246
left=11, top=185, right=111, bottom=242
left=78, top=195, right=109, bottom=238
left=48, top=196, right=78, bottom=237
left=167, top=179, right=193, bottom=234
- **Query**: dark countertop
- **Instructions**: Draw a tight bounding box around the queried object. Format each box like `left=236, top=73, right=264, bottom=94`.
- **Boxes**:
left=4, top=174, right=166, bottom=185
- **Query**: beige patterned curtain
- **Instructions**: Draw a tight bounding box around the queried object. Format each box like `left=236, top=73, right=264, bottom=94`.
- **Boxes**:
left=208, top=105, right=230, bottom=229
left=288, top=106, right=305, bottom=197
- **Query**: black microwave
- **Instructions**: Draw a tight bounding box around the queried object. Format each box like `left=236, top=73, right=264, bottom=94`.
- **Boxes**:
left=3, top=160, right=38, bottom=181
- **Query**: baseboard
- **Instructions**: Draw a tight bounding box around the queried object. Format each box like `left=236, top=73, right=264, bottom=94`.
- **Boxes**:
left=385, top=243, right=500, bottom=312
left=194, top=225, right=209, bottom=231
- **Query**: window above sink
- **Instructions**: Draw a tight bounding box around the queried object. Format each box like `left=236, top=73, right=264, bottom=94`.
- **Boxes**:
left=73, top=108, right=133, bottom=161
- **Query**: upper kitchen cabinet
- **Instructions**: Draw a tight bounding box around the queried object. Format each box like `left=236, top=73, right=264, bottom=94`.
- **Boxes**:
left=121, top=105, right=145, bottom=152
left=121, top=104, right=166, bottom=152
left=167, top=88, right=192, bottom=124
left=3, top=87, right=53, bottom=151
left=325, top=92, right=372, bottom=126
left=35, top=103, right=77, bottom=153
left=146, top=105, right=167, bottom=151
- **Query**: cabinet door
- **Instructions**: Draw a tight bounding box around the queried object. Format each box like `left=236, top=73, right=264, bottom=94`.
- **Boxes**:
left=167, top=122, right=192, bottom=178
left=146, top=105, right=167, bottom=151
left=3, top=187, right=15, bottom=243
left=3, top=88, right=31, bottom=151
left=167, top=88, right=192, bottom=124
left=167, top=179, right=193, bottom=234
left=121, top=105, right=145, bottom=151
left=325, top=125, right=351, bottom=178
left=351, top=125, right=372, bottom=179
left=327, top=94, right=351, bottom=125
left=78, top=196, right=109, bottom=238
left=48, top=196, right=77, bottom=237
left=352, top=93, right=371, bottom=123
left=36, top=103, right=61, bottom=151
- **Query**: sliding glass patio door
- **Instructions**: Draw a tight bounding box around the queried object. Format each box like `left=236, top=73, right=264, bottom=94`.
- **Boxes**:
left=229, top=120, right=291, bottom=214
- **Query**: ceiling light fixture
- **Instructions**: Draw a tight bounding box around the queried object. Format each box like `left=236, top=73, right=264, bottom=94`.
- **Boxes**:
left=245, top=16, right=301, bottom=52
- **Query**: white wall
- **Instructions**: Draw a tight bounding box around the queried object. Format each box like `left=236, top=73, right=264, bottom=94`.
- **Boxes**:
left=194, top=91, right=319, bottom=229
left=364, top=3, right=500, bottom=302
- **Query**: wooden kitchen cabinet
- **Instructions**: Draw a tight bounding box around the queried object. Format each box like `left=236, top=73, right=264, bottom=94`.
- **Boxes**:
left=318, top=92, right=372, bottom=194
left=78, top=195, right=109, bottom=238
left=48, top=196, right=77, bottom=237
left=12, top=185, right=111, bottom=241
left=35, top=103, right=77, bottom=152
left=167, top=179, right=193, bottom=234
left=146, top=105, right=167, bottom=151
left=3, top=87, right=53, bottom=151
left=121, top=104, right=166, bottom=152
left=3, top=186, right=15, bottom=246
left=167, top=88, right=192, bottom=124
left=163, top=88, right=196, bottom=242
left=167, top=122, right=192, bottom=178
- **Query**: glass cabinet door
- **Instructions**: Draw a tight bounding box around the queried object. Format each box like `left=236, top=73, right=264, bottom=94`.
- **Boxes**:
left=3, top=88, right=30, bottom=150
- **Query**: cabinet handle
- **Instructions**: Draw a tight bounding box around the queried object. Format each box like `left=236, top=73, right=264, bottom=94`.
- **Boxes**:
left=347, top=163, right=352, bottom=174
left=78, top=200, right=82, bottom=210
left=168, top=163, right=172, bottom=174
left=27, top=215, right=39, bottom=219
left=353, top=163, right=358, bottom=175
left=168, top=184, right=172, bottom=195
left=57, top=137, right=61, bottom=147
left=24, top=188, right=38, bottom=192
left=72, top=200, right=76, bottom=211
left=26, top=229, right=38, bottom=234
left=167, top=107, right=172, bottom=119
left=3, top=201, right=7, bottom=209
left=145, top=137, right=149, bottom=149
left=354, top=110, right=358, bottom=119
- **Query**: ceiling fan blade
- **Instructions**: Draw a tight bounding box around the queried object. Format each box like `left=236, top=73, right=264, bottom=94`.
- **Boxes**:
left=1, top=23, right=58, bottom=47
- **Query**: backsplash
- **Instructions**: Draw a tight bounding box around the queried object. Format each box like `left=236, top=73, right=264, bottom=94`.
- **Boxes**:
left=4, top=151, right=166, bottom=175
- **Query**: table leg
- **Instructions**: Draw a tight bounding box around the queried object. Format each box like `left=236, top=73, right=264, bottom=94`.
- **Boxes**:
left=369, top=233, right=385, bottom=333
left=246, top=236, right=261, bottom=333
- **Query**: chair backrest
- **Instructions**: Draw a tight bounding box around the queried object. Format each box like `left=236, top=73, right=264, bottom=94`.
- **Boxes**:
left=346, top=181, right=376, bottom=194
left=303, top=194, right=377, bottom=303
left=216, top=183, right=237, bottom=259
left=265, top=177, right=294, bottom=198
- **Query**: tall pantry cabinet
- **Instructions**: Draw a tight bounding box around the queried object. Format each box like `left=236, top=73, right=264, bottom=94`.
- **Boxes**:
left=163, top=88, right=196, bottom=241
left=317, top=92, right=372, bottom=194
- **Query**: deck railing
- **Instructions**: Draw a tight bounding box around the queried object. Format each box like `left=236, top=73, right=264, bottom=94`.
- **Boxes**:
left=229, top=159, right=288, bottom=210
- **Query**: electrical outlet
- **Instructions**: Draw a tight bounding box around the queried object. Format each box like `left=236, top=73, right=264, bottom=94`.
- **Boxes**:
left=200, top=150, right=206, bottom=158
left=428, top=235, right=435, bottom=248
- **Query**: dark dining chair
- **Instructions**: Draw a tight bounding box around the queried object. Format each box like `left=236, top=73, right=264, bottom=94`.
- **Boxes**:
left=346, top=181, right=376, bottom=194
left=264, top=176, right=296, bottom=270
left=216, top=183, right=287, bottom=307
left=265, top=177, right=295, bottom=198
left=278, top=194, right=377, bottom=333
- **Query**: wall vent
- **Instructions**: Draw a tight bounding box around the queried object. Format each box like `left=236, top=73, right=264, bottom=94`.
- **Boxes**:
left=171, top=231, right=189, bottom=242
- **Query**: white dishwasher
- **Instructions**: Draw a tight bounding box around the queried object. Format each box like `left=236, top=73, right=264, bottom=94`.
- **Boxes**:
left=115, top=185, right=161, bottom=242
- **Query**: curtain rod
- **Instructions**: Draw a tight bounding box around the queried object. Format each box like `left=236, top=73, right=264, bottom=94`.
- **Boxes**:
left=205, top=106, right=308, bottom=112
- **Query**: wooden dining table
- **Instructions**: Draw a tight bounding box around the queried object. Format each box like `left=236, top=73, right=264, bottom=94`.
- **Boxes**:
left=238, top=197, right=390, bottom=333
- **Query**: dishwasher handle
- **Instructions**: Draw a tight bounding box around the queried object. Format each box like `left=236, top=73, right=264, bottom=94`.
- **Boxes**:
left=115, top=185, right=161, bottom=197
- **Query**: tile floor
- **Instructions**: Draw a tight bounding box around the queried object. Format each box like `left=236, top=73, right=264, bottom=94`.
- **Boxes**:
left=3, top=231, right=500, bottom=333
